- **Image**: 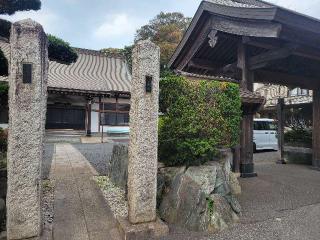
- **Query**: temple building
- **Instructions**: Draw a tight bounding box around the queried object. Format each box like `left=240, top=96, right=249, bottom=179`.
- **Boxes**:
left=0, top=40, right=131, bottom=135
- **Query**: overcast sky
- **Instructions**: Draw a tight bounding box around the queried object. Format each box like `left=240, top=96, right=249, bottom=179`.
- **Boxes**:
left=2, top=0, right=320, bottom=50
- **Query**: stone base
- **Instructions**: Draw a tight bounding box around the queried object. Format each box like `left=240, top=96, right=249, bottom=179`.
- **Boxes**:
left=310, top=166, right=320, bottom=171
left=117, top=217, right=169, bottom=240
left=276, top=159, right=287, bottom=164
left=240, top=172, right=257, bottom=178
left=240, top=163, right=257, bottom=178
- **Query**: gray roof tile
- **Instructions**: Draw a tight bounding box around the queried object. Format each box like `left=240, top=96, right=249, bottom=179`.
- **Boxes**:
left=0, top=41, right=131, bottom=93
left=204, top=0, right=272, bottom=8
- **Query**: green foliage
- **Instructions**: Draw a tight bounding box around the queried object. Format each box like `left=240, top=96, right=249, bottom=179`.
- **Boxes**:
left=207, top=198, right=215, bottom=217
left=48, top=35, right=78, bottom=64
left=0, top=0, right=41, bottom=15
left=135, top=12, right=191, bottom=68
left=0, top=127, right=7, bottom=153
left=284, top=129, right=312, bottom=148
left=0, top=48, right=8, bottom=76
left=0, top=82, right=8, bottom=110
left=159, top=74, right=242, bottom=167
left=101, top=45, right=133, bottom=72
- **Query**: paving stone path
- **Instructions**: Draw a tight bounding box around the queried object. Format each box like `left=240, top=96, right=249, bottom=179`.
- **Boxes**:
left=51, top=143, right=120, bottom=240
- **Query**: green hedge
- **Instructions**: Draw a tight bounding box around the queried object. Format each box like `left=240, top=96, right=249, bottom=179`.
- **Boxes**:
left=158, top=74, right=242, bottom=167
left=284, top=129, right=312, bottom=148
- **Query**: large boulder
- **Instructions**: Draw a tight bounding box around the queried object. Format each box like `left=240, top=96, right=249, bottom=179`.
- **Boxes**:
left=158, top=166, right=186, bottom=188
left=229, top=172, right=241, bottom=195
left=107, top=144, right=128, bottom=190
left=159, top=174, right=209, bottom=232
left=185, top=165, right=217, bottom=195
left=207, top=194, right=239, bottom=232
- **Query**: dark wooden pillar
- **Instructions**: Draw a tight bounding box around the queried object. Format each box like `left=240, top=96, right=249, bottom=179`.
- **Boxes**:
left=312, top=90, right=320, bottom=169
left=238, top=42, right=257, bottom=178
left=232, top=145, right=241, bottom=173
left=277, top=98, right=286, bottom=164
left=86, top=98, right=92, bottom=136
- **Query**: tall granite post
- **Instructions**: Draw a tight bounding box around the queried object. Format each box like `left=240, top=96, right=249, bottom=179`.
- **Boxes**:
left=118, top=40, right=168, bottom=239
left=7, top=19, right=48, bottom=240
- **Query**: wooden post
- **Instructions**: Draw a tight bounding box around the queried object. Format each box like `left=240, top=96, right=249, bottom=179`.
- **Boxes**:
left=86, top=98, right=92, bottom=136
left=238, top=42, right=257, bottom=178
left=232, top=145, right=241, bottom=173
left=277, top=98, right=286, bottom=164
left=98, top=96, right=102, bottom=133
left=312, top=90, right=320, bottom=169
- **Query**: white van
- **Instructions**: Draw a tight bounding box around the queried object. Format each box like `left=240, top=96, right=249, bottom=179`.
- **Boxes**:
left=253, top=118, right=278, bottom=152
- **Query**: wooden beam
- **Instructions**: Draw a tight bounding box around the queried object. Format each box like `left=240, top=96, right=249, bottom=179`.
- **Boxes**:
left=243, top=36, right=320, bottom=62
left=248, top=46, right=294, bottom=70
left=211, top=15, right=282, bottom=38
left=313, top=90, right=320, bottom=169
left=188, top=58, right=218, bottom=72
left=176, top=20, right=213, bottom=71
left=224, top=45, right=294, bottom=73
left=255, top=70, right=320, bottom=89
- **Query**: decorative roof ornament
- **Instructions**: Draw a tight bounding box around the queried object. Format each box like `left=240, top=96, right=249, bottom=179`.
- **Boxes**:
left=208, top=30, right=218, bottom=48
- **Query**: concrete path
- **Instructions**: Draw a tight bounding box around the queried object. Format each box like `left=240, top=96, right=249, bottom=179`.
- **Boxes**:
left=51, top=143, right=120, bottom=240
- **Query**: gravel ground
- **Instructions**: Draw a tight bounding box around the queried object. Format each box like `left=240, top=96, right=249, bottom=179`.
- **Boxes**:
left=94, top=176, right=128, bottom=218
left=72, top=143, right=114, bottom=175
left=41, top=180, right=54, bottom=240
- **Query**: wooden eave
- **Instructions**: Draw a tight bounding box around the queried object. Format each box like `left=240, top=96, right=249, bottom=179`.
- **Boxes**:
left=169, top=0, right=320, bottom=70
left=47, top=87, right=131, bottom=99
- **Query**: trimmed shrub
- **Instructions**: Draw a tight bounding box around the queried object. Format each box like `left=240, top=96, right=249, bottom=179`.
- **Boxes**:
left=159, top=74, right=242, bottom=167
left=284, top=129, right=312, bottom=148
left=48, top=35, right=78, bottom=64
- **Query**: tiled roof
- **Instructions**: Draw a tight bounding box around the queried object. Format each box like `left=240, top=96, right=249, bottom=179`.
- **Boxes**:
left=0, top=41, right=131, bottom=93
left=204, top=0, right=272, bottom=8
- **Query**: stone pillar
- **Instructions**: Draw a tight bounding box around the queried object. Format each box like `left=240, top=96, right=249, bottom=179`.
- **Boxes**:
left=7, top=19, right=48, bottom=239
left=312, top=90, right=320, bottom=169
left=128, top=40, right=160, bottom=223
left=117, top=40, right=168, bottom=240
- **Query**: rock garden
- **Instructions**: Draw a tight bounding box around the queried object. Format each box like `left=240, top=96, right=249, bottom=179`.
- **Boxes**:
left=96, top=73, right=243, bottom=234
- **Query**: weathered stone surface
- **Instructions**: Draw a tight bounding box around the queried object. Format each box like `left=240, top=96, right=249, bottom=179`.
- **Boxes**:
left=127, top=40, right=160, bottom=224
left=229, top=172, right=241, bottom=195
left=208, top=194, right=239, bottom=232
left=159, top=174, right=209, bottom=232
left=158, top=166, right=186, bottom=187
left=185, top=165, right=217, bottom=195
left=220, top=149, right=233, bottom=182
left=214, top=167, right=231, bottom=197
left=225, top=194, right=242, bottom=214
left=7, top=19, right=48, bottom=240
left=158, top=162, right=241, bottom=233
left=107, top=144, right=128, bottom=190
left=117, top=217, right=169, bottom=240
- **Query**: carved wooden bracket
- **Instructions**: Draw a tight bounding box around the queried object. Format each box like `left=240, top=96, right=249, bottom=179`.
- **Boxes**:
left=208, top=30, right=218, bottom=48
